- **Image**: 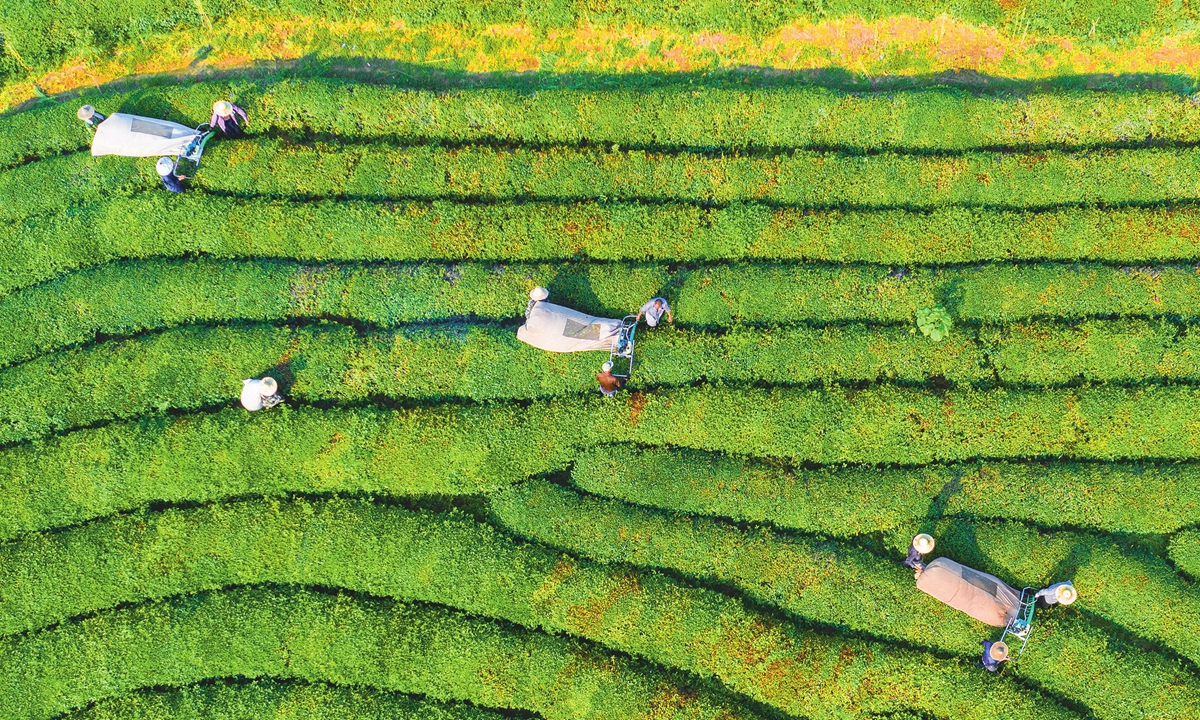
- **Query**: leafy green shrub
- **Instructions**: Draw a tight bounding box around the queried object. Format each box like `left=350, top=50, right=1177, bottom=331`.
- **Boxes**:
left=9, top=318, right=1200, bottom=447
left=0, top=404, right=587, bottom=541
left=15, top=200, right=1200, bottom=297
left=0, top=498, right=1070, bottom=720
left=65, top=682, right=512, bottom=720
left=14, top=140, right=1200, bottom=227
left=10, top=79, right=1200, bottom=171
left=0, top=585, right=748, bottom=720
left=0, top=321, right=996, bottom=443
left=570, top=445, right=1200, bottom=536
left=1170, top=531, right=1200, bottom=580
left=917, top=305, right=952, bottom=341
left=7, top=258, right=1200, bottom=366
left=489, top=479, right=1200, bottom=720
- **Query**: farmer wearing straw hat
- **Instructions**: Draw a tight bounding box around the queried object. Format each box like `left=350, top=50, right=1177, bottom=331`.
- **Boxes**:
left=155, top=157, right=187, bottom=193
left=210, top=100, right=248, bottom=138
left=981, top=640, right=1009, bottom=672
left=76, top=105, right=107, bottom=129
left=597, top=361, right=625, bottom=397
left=1034, top=582, right=1078, bottom=609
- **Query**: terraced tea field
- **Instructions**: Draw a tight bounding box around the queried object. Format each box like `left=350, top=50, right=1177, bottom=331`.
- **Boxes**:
left=4, top=4, right=1200, bottom=719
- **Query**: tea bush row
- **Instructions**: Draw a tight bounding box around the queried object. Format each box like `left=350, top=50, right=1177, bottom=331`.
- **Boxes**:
left=0, top=404, right=581, bottom=541
left=12, top=382, right=1200, bottom=473
left=0, top=585, right=750, bottom=720
left=8, top=78, right=1200, bottom=169
left=490, top=478, right=1200, bottom=720
left=5, top=319, right=1200, bottom=445
left=7, top=384, right=1200, bottom=527
left=1171, top=530, right=1200, bottom=579
left=7, top=258, right=1200, bottom=365
left=0, top=497, right=1067, bottom=720
left=11, top=140, right=1200, bottom=226
left=65, top=682, right=512, bottom=720
left=571, top=445, right=1200, bottom=536
left=13, top=198, right=1200, bottom=297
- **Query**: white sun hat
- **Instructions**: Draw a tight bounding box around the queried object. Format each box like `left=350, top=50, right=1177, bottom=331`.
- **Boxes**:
left=155, top=157, right=175, bottom=176
left=912, top=533, right=936, bottom=554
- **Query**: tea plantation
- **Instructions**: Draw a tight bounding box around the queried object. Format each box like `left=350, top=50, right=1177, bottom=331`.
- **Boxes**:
left=3, top=4, right=1200, bottom=720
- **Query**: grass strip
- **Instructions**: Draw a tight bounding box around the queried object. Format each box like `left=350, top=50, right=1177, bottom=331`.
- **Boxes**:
left=7, top=258, right=1200, bottom=366
left=490, top=478, right=1200, bottom=720
left=8, top=318, right=1200, bottom=446
left=0, top=585, right=749, bottom=720
left=0, top=497, right=1069, bottom=720
left=10, top=79, right=1200, bottom=169
left=18, top=200, right=1200, bottom=299
left=906, top=519, right=1200, bottom=670
left=0, top=1, right=1187, bottom=80
left=12, top=140, right=1200, bottom=226
left=571, top=445, right=1200, bottom=536
left=61, top=681, right=514, bottom=720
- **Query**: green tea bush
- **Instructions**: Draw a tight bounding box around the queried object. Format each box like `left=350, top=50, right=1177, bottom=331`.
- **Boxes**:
left=65, top=682, right=513, bottom=720
left=163, top=142, right=1200, bottom=211
left=10, top=79, right=1200, bottom=170
left=13, top=200, right=1200, bottom=297
left=7, top=258, right=1200, bottom=366
left=570, top=445, right=1200, bottom=536
left=489, top=479, right=1200, bottom=720
left=7, top=384, right=1200, bottom=531
left=0, top=585, right=749, bottom=720
left=1170, top=530, right=1200, bottom=579
left=0, top=322, right=995, bottom=443
left=0, top=404, right=589, bottom=541
left=981, top=319, right=1200, bottom=385
left=9, top=318, right=1200, bottom=447
left=0, top=498, right=1069, bottom=720
left=12, top=140, right=1200, bottom=226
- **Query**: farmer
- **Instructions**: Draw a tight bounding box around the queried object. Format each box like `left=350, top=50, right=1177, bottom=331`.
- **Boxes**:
left=76, top=105, right=106, bottom=129
left=211, top=100, right=248, bottom=139
left=981, top=640, right=1008, bottom=672
left=636, top=297, right=673, bottom=328
left=597, top=361, right=625, bottom=397
left=1034, top=582, right=1077, bottom=609
left=155, top=157, right=187, bottom=193
left=902, top=533, right=934, bottom=573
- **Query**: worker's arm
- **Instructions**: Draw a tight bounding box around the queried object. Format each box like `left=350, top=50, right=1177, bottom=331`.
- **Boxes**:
left=666, top=309, right=674, bottom=322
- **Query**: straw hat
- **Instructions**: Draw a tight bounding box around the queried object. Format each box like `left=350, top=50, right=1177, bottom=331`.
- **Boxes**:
left=213, top=100, right=234, bottom=117
left=602, top=361, right=613, bottom=372
left=1055, top=584, right=1078, bottom=605
left=529, top=286, right=549, bottom=301
left=989, top=642, right=1009, bottom=662
left=912, top=533, right=936, bottom=554
left=77, top=105, right=95, bottom=120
